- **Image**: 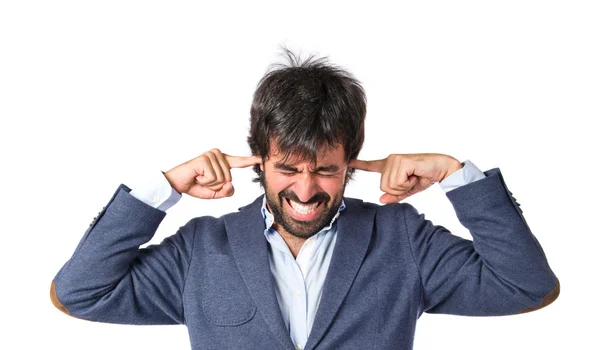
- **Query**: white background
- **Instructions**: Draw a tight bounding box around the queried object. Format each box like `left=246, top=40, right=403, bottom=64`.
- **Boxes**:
left=1, top=1, right=598, bottom=349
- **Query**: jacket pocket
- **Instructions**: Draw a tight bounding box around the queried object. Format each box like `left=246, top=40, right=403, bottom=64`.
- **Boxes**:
left=202, top=254, right=257, bottom=326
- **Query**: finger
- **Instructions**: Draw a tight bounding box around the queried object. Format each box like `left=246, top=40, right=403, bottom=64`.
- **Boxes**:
left=187, top=185, right=216, bottom=199
left=210, top=149, right=232, bottom=183
left=387, top=156, right=411, bottom=193
left=380, top=160, right=391, bottom=194
left=380, top=193, right=411, bottom=204
left=187, top=182, right=234, bottom=199
left=349, top=159, right=386, bottom=173
left=380, top=177, right=419, bottom=203
left=206, top=182, right=225, bottom=193
left=380, top=156, right=398, bottom=194
left=411, top=177, right=435, bottom=194
left=204, top=152, right=225, bottom=186
left=382, top=175, right=419, bottom=197
left=225, top=154, right=262, bottom=169
left=380, top=156, right=401, bottom=195
left=212, top=182, right=235, bottom=199
left=196, top=156, right=217, bottom=186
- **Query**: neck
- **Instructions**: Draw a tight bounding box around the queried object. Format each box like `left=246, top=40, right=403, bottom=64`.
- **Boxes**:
left=272, top=222, right=307, bottom=258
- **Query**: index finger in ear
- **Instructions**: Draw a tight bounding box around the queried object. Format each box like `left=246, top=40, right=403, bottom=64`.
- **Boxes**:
left=224, top=154, right=263, bottom=169
left=349, top=159, right=385, bottom=173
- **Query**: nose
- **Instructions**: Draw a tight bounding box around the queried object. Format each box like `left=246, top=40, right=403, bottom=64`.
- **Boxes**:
left=292, top=172, right=321, bottom=203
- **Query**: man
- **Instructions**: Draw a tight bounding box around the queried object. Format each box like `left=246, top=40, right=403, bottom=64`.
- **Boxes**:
left=50, top=51, right=559, bottom=350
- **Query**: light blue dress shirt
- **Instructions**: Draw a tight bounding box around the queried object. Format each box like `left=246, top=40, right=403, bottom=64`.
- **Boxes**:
left=128, top=159, right=485, bottom=350
left=260, top=197, right=346, bottom=349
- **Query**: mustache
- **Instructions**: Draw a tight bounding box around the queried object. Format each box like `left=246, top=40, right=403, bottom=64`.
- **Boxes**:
left=279, top=190, right=330, bottom=205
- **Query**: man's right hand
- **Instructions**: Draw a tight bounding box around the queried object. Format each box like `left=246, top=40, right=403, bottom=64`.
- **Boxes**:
left=164, top=149, right=262, bottom=199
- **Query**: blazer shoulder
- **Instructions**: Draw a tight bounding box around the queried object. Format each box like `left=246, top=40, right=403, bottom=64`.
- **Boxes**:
left=343, top=196, right=377, bottom=210
left=344, top=197, right=416, bottom=213
left=187, top=195, right=264, bottom=228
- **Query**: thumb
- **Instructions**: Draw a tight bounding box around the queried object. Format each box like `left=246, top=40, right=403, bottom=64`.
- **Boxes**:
left=214, top=181, right=235, bottom=198
left=380, top=193, right=401, bottom=204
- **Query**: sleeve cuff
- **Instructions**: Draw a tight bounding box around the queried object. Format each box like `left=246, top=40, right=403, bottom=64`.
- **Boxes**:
left=128, top=171, right=182, bottom=211
left=439, top=159, right=486, bottom=193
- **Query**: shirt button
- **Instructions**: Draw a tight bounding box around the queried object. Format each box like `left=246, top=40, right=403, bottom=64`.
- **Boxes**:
left=295, top=289, right=302, bottom=297
left=306, top=239, right=314, bottom=247
left=296, top=345, right=302, bottom=350
left=152, top=194, right=160, bottom=204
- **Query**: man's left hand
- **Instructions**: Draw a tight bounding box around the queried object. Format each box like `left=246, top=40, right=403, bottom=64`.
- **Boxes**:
left=349, top=154, right=463, bottom=203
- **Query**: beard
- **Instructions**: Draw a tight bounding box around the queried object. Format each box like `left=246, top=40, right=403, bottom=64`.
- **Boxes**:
left=262, top=174, right=344, bottom=239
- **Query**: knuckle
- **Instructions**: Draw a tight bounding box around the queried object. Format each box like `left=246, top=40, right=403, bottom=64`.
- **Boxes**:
left=205, top=151, right=216, bottom=161
left=392, top=177, right=405, bottom=188
left=199, top=155, right=214, bottom=167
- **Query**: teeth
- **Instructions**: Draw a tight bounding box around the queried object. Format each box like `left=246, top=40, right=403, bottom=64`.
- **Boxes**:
left=289, top=200, right=319, bottom=215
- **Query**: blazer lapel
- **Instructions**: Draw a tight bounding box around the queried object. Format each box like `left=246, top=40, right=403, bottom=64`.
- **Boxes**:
left=304, top=198, right=376, bottom=350
left=224, top=196, right=295, bottom=350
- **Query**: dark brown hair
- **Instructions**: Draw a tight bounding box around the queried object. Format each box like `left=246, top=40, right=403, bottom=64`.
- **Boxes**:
left=248, top=48, right=367, bottom=183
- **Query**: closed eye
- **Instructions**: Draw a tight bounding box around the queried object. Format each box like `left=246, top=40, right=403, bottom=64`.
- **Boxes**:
left=279, top=171, right=336, bottom=178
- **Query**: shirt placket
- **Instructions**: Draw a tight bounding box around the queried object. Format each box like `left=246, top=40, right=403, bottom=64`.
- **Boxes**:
left=291, top=237, right=318, bottom=349
left=289, top=257, right=308, bottom=349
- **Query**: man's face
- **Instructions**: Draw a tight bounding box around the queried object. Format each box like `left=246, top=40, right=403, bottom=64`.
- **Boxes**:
left=260, top=143, right=348, bottom=239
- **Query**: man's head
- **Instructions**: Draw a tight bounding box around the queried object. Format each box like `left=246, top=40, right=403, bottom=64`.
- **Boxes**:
left=247, top=49, right=367, bottom=238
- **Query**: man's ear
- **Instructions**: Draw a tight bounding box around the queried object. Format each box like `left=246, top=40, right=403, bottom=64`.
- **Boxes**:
left=259, top=162, right=264, bottom=172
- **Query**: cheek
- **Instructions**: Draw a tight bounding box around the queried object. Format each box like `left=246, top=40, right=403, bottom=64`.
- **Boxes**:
left=265, top=173, right=293, bottom=192
left=316, top=178, right=345, bottom=197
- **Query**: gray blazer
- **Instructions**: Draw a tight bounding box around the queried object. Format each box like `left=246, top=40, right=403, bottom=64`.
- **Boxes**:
left=51, top=167, right=559, bottom=349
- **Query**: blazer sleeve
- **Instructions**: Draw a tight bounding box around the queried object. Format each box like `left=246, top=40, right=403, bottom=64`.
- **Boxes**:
left=402, top=168, right=559, bottom=316
left=50, top=184, right=196, bottom=325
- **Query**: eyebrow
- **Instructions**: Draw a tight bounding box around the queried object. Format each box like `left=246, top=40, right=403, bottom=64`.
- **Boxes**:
left=274, top=162, right=341, bottom=173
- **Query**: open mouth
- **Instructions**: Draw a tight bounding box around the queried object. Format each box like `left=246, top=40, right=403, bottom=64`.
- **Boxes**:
left=285, top=198, right=322, bottom=215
